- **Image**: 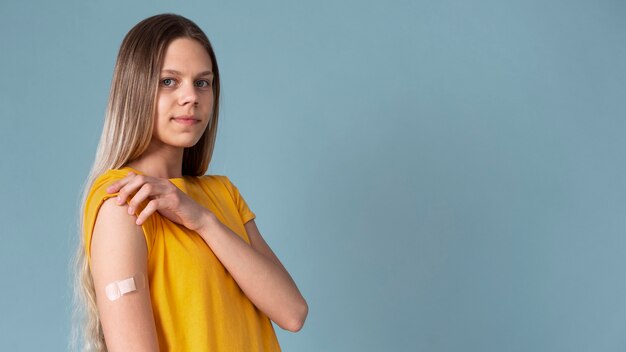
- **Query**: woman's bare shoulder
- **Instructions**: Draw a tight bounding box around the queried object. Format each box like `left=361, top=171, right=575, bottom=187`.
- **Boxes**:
left=91, top=198, right=146, bottom=258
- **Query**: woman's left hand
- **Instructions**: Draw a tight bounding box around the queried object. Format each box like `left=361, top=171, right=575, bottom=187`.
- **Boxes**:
left=105, top=171, right=213, bottom=232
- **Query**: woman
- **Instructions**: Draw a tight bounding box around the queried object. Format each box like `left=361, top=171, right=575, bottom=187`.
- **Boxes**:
left=72, top=13, right=308, bottom=351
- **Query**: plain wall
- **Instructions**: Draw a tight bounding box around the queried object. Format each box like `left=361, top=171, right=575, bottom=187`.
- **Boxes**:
left=1, top=0, right=625, bottom=351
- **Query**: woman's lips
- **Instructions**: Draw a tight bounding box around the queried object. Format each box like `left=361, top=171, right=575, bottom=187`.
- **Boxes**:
left=172, top=116, right=200, bottom=125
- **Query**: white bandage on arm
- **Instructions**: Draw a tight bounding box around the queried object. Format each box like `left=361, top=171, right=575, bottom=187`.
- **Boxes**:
left=104, top=273, right=146, bottom=301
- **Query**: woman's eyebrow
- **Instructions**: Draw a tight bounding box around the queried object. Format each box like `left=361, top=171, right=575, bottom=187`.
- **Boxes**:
left=160, top=69, right=214, bottom=77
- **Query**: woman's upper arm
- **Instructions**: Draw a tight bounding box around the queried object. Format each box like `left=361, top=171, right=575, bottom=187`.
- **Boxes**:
left=90, top=198, right=159, bottom=352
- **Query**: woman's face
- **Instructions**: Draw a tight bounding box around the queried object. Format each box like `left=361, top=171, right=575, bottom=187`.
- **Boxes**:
left=152, top=37, right=214, bottom=149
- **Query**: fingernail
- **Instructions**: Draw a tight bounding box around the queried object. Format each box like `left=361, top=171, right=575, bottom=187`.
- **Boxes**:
left=116, top=195, right=122, bottom=204
left=128, top=206, right=134, bottom=214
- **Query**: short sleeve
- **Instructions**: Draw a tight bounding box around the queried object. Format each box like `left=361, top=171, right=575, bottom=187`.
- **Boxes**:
left=218, top=175, right=256, bottom=224
left=83, top=170, right=156, bottom=269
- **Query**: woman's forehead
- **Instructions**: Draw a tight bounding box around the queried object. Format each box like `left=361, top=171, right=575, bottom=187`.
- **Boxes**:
left=161, top=38, right=212, bottom=72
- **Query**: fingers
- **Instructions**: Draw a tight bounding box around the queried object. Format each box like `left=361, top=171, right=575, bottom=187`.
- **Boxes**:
left=114, top=173, right=149, bottom=205
left=127, top=183, right=156, bottom=215
left=106, top=172, right=136, bottom=195
left=104, top=171, right=181, bottom=226
left=136, top=199, right=161, bottom=226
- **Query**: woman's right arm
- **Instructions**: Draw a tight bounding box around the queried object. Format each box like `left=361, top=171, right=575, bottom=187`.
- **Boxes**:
left=90, top=198, right=160, bottom=352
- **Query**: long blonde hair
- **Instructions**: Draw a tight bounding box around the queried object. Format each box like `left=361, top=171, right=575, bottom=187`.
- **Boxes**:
left=70, top=14, right=221, bottom=351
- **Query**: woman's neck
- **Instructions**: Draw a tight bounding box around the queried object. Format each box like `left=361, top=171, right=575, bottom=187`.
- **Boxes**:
left=126, top=142, right=184, bottom=179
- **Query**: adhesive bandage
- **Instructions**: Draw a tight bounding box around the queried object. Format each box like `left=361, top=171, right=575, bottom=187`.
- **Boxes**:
left=104, top=273, right=146, bottom=301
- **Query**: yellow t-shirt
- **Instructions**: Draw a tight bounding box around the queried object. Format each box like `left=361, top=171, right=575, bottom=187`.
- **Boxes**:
left=84, top=166, right=281, bottom=351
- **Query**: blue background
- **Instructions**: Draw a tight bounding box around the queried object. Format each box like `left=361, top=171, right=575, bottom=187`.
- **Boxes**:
left=1, top=0, right=625, bottom=351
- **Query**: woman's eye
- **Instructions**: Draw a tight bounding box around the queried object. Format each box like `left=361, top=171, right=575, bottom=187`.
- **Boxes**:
left=161, top=78, right=175, bottom=87
left=195, top=80, right=212, bottom=88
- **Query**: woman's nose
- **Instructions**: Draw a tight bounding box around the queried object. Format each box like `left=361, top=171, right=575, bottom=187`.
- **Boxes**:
left=178, top=81, right=198, bottom=106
